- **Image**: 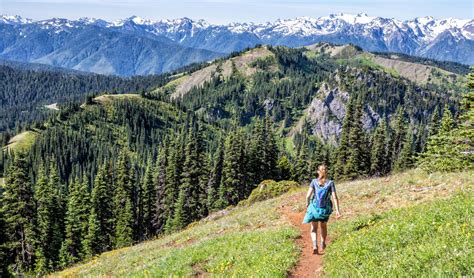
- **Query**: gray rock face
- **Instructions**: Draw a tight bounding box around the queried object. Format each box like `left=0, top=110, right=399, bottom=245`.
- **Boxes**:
left=306, top=82, right=379, bottom=145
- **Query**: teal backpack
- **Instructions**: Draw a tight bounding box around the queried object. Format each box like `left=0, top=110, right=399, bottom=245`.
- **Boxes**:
left=302, top=179, right=333, bottom=223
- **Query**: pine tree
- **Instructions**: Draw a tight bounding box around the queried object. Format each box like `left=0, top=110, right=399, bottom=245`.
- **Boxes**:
left=219, top=130, right=246, bottom=207
left=207, top=137, right=224, bottom=212
left=114, top=198, right=134, bottom=248
left=394, top=128, right=415, bottom=172
left=344, top=94, right=369, bottom=180
left=129, top=163, right=140, bottom=241
left=418, top=84, right=473, bottom=172
left=292, top=142, right=311, bottom=183
left=389, top=106, right=407, bottom=170
left=153, top=146, right=167, bottom=234
left=1, top=152, right=36, bottom=273
left=163, top=139, right=180, bottom=233
left=248, top=119, right=265, bottom=184
left=83, top=163, right=114, bottom=257
left=0, top=201, right=10, bottom=277
left=334, top=96, right=355, bottom=180
left=196, top=126, right=210, bottom=218
left=173, top=126, right=206, bottom=230
left=82, top=208, right=100, bottom=259
left=264, top=116, right=279, bottom=180
left=141, top=158, right=156, bottom=239
left=428, top=106, right=441, bottom=138
left=45, top=161, right=65, bottom=270
left=370, top=119, right=389, bottom=176
left=34, top=164, right=62, bottom=273
left=60, top=178, right=90, bottom=266
left=439, top=105, right=455, bottom=133
left=113, top=149, right=134, bottom=247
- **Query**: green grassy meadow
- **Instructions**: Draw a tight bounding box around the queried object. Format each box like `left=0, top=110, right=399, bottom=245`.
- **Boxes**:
left=52, top=169, right=473, bottom=277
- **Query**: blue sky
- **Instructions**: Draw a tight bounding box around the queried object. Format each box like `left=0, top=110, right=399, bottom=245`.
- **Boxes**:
left=2, top=0, right=473, bottom=23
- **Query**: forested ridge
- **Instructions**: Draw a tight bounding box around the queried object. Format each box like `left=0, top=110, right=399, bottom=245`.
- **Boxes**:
left=0, top=65, right=173, bottom=132
left=0, top=45, right=472, bottom=276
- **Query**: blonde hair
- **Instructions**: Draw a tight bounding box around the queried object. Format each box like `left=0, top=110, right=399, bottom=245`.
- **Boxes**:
left=317, top=164, right=328, bottom=183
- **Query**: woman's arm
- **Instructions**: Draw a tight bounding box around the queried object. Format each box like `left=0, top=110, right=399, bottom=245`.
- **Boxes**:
left=332, top=191, right=341, bottom=218
left=306, top=186, right=314, bottom=207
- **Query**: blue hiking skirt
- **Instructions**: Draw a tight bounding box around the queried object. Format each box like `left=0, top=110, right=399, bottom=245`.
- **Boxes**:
left=302, top=201, right=332, bottom=223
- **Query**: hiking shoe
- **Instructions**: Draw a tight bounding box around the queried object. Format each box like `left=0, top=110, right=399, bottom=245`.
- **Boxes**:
left=320, top=242, right=326, bottom=250
left=312, top=248, right=318, bottom=255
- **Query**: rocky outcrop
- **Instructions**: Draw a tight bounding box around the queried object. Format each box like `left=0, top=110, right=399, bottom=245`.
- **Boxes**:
left=306, top=82, right=379, bottom=145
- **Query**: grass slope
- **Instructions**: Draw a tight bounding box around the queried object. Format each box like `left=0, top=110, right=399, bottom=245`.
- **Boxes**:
left=3, top=130, right=38, bottom=152
left=51, top=190, right=301, bottom=277
left=51, top=169, right=473, bottom=277
left=325, top=192, right=473, bottom=276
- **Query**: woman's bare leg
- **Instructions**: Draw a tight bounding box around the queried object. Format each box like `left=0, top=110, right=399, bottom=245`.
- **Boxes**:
left=320, top=221, right=327, bottom=250
left=310, top=222, right=318, bottom=252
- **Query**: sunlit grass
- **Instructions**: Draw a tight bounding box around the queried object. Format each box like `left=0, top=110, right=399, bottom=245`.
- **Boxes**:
left=325, top=191, right=473, bottom=276
left=51, top=168, right=473, bottom=277
left=3, top=130, right=38, bottom=152
left=51, top=193, right=300, bottom=277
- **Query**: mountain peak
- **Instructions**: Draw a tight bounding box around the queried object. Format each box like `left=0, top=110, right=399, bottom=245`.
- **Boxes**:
left=0, top=15, right=32, bottom=24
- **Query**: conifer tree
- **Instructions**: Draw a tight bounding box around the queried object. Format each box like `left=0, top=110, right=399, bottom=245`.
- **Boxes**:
left=439, top=105, right=455, bottom=133
left=173, top=126, right=206, bottom=229
left=394, top=128, right=415, bottom=172
left=141, top=158, right=156, bottom=239
left=248, top=119, right=265, bottom=184
left=428, top=106, right=441, bottom=138
left=153, top=146, right=167, bottom=234
left=163, top=139, right=180, bottom=233
left=219, top=130, right=246, bottom=207
left=389, top=106, right=407, bottom=170
left=60, top=178, right=90, bottom=265
left=0, top=202, right=10, bottom=277
left=83, top=163, right=114, bottom=257
left=418, top=84, right=473, bottom=172
left=207, top=137, right=224, bottom=212
left=34, top=164, right=62, bottom=273
left=129, top=163, right=140, bottom=240
left=370, top=119, right=389, bottom=176
left=264, top=115, right=279, bottom=180
left=292, top=141, right=311, bottom=183
left=113, top=149, right=134, bottom=247
left=114, top=198, right=134, bottom=248
left=334, top=96, right=355, bottom=180
left=196, top=126, right=210, bottom=218
left=344, top=94, right=369, bottom=179
left=82, top=208, right=100, bottom=259
left=1, top=152, right=36, bottom=273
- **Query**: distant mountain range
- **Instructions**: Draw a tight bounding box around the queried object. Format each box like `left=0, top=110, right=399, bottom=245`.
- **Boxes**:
left=1, top=13, right=472, bottom=76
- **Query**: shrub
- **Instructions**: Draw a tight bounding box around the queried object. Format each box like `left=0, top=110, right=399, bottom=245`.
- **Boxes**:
left=240, top=180, right=300, bottom=206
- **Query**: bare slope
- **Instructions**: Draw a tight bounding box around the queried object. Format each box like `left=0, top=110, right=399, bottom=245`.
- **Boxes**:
left=304, top=42, right=465, bottom=84
left=153, top=46, right=275, bottom=99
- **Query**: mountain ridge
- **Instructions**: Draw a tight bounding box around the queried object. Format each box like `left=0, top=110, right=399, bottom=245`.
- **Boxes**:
left=0, top=13, right=472, bottom=76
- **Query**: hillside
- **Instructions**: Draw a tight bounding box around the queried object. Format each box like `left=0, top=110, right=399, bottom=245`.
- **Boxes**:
left=0, top=44, right=471, bottom=276
left=0, top=64, right=171, bottom=131
left=51, top=169, right=473, bottom=276
left=153, top=44, right=464, bottom=145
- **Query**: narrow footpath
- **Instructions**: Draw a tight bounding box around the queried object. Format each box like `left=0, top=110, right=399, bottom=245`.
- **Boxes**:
left=279, top=193, right=331, bottom=278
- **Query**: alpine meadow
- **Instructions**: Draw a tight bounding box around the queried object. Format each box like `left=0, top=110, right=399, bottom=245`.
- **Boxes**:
left=0, top=6, right=473, bottom=277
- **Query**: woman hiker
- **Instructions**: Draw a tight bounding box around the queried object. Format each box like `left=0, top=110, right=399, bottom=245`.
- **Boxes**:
left=302, top=164, right=341, bottom=254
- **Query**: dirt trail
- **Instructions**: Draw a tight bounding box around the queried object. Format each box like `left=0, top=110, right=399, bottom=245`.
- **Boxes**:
left=279, top=193, right=331, bottom=278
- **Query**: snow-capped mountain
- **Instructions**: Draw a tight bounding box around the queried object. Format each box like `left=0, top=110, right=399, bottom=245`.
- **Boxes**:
left=0, top=13, right=472, bottom=76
